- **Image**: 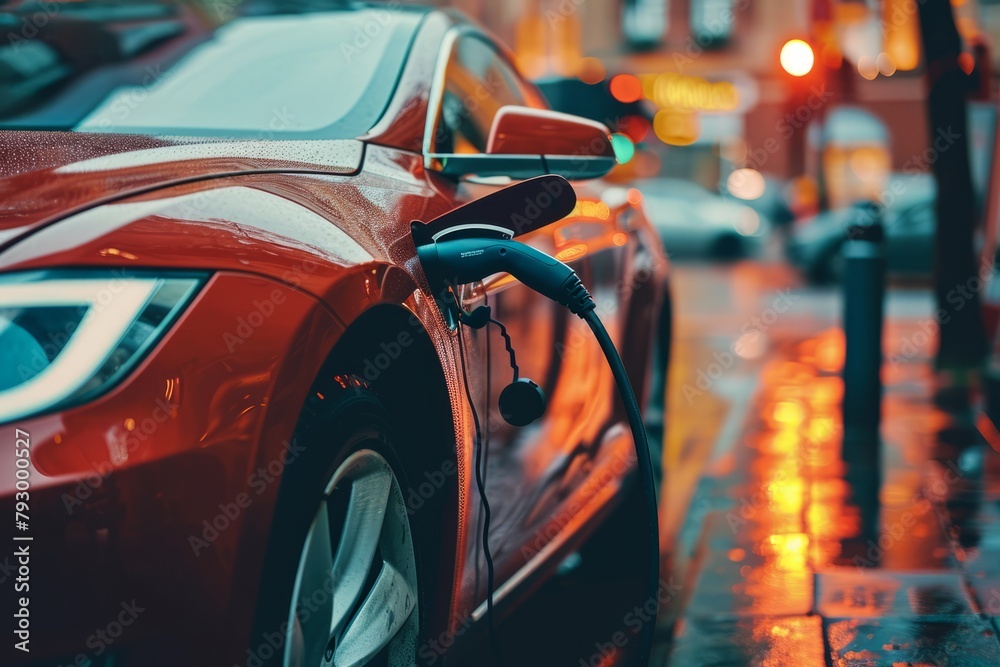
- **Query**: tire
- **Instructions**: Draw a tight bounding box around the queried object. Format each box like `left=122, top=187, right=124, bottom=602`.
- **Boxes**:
left=251, top=387, right=425, bottom=667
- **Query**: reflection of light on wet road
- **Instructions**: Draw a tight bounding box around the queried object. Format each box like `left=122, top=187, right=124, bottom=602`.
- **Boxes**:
left=766, top=533, right=808, bottom=571
left=664, top=264, right=1000, bottom=665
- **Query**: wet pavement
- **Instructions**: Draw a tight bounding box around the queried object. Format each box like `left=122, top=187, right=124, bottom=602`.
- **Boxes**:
left=486, top=259, right=1000, bottom=666
left=653, top=261, right=1000, bottom=666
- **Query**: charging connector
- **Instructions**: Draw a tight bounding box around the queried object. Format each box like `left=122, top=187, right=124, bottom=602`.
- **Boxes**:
left=418, top=237, right=597, bottom=316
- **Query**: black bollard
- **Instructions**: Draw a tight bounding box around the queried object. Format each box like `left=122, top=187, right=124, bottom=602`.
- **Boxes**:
left=841, top=205, right=885, bottom=467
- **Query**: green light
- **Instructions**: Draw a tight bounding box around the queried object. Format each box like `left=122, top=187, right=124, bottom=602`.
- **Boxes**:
left=611, top=133, right=635, bottom=165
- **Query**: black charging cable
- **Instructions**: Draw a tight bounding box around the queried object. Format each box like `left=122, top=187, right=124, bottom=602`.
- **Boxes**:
left=575, top=302, right=659, bottom=667
left=457, top=302, right=537, bottom=666
left=423, top=237, right=660, bottom=665
left=489, top=315, right=519, bottom=382
left=454, top=325, right=501, bottom=665
left=459, top=305, right=520, bottom=382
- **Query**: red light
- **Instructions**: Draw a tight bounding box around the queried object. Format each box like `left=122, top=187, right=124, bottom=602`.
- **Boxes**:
left=610, top=74, right=643, bottom=103
left=618, top=114, right=650, bottom=143
left=959, top=52, right=975, bottom=74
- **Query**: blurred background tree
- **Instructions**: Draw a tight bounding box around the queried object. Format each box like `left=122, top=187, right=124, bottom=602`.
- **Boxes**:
left=918, top=0, right=988, bottom=387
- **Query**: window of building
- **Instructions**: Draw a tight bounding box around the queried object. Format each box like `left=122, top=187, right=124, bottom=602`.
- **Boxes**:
left=690, top=0, right=735, bottom=48
left=623, top=0, right=668, bottom=50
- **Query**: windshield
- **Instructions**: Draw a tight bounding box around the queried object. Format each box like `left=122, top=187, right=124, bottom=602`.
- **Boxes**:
left=0, top=2, right=423, bottom=138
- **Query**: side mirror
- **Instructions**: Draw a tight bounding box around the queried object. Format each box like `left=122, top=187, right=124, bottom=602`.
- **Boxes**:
left=428, top=106, right=617, bottom=181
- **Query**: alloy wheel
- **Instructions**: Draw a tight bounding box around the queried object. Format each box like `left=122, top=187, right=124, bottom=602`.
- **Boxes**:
left=283, top=449, right=418, bottom=667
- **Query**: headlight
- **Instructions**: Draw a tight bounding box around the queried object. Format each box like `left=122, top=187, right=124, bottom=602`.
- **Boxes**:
left=0, top=272, right=203, bottom=423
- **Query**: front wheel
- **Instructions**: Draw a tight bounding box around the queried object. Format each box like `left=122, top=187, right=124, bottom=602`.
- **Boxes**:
left=285, top=449, right=418, bottom=667
left=253, top=389, right=423, bottom=667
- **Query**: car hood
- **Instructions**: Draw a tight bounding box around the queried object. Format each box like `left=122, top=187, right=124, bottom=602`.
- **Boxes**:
left=0, top=131, right=364, bottom=250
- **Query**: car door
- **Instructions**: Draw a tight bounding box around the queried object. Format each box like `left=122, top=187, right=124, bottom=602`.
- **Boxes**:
left=420, top=29, right=629, bottom=606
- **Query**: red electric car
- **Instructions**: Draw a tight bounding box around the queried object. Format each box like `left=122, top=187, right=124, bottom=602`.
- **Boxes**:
left=0, top=2, right=670, bottom=665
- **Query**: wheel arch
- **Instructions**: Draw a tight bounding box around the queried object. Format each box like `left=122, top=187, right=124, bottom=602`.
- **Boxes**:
left=301, top=302, right=460, bottom=642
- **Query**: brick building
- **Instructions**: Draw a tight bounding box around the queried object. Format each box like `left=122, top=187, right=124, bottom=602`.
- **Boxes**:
left=440, top=0, right=998, bottom=208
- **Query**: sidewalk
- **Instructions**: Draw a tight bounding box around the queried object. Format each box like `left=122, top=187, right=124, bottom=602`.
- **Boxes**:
left=656, top=295, right=1000, bottom=665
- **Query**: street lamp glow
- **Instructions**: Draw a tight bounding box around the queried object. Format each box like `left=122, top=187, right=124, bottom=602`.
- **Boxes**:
left=780, top=39, right=814, bottom=77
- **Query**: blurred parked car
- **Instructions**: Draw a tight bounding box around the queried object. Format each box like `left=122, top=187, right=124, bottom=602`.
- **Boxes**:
left=720, top=168, right=795, bottom=230
left=787, top=173, right=937, bottom=283
left=638, top=177, right=769, bottom=260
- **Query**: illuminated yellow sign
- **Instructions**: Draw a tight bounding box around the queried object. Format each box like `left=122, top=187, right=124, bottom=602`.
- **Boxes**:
left=653, top=109, right=699, bottom=146
left=555, top=244, right=588, bottom=262
left=639, top=73, right=740, bottom=113
left=569, top=200, right=611, bottom=220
